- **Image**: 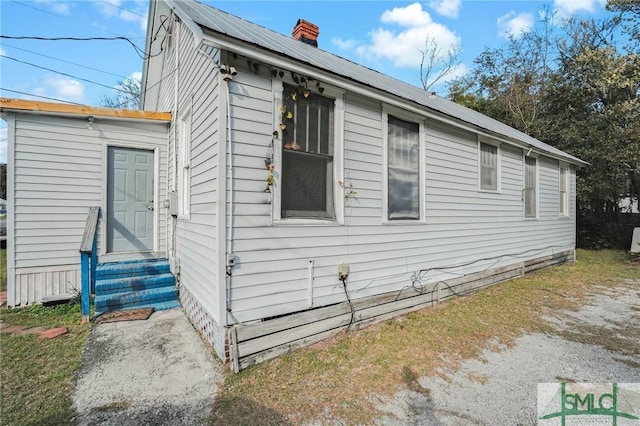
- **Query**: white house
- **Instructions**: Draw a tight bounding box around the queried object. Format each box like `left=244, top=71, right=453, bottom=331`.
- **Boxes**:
left=1, top=0, right=586, bottom=371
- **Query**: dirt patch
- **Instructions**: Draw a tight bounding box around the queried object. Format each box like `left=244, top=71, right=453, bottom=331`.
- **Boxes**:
left=94, top=308, right=154, bottom=324
left=373, top=280, right=640, bottom=425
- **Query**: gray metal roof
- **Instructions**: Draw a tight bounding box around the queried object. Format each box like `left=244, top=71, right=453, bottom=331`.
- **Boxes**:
left=175, top=0, right=585, bottom=165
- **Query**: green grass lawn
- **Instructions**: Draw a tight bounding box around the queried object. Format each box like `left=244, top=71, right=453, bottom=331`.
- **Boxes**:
left=0, top=303, right=89, bottom=425
left=1, top=248, right=6, bottom=292
left=210, top=250, right=640, bottom=425
left=0, top=250, right=637, bottom=426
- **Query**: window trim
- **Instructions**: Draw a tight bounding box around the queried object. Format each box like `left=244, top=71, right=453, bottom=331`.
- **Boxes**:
left=523, top=154, right=539, bottom=220
left=271, top=78, right=345, bottom=225
left=177, top=106, right=191, bottom=220
left=382, top=106, right=426, bottom=223
left=559, top=162, right=570, bottom=218
left=477, top=137, right=501, bottom=193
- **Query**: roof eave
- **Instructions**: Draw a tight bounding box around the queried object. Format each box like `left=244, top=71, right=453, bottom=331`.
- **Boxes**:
left=0, top=98, right=172, bottom=123
left=197, top=30, right=585, bottom=167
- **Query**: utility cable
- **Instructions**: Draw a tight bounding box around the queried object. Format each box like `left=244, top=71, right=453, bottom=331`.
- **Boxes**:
left=1, top=43, right=127, bottom=79
left=0, top=35, right=162, bottom=60
left=340, top=276, right=355, bottom=329
left=1, top=54, right=134, bottom=94
left=98, top=0, right=147, bottom=18
left=0, top=88, right=84, bottom=104
left=396, top=243, right=574, bottom=301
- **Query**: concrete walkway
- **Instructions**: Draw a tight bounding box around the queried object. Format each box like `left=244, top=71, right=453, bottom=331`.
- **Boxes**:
left=73, top=308, right=222, bottom=425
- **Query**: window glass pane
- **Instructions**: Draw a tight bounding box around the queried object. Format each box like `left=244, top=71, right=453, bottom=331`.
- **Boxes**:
left=525, top=157, right=536, bottom=218
left=308, top=100, right=319, bottom=153
left=320, top=98, right=332, bottom=154
left=480, top=142, right=498, bottom=191
left=560, top=167, right=568, bottom=216
left=388, top=116, right=420, bottom=220
left=281, top=83, right=335, bottom=219
left=282, top=151, right=333, bottom=218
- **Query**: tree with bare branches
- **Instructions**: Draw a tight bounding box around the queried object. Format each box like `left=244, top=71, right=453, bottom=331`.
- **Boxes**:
left=418, top=37, right=461, bottom=92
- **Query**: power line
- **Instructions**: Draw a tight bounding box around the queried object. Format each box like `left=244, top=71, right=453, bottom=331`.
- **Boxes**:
left=0, top=35, right=151, bottom=59
left=10, top=0, right=64, bottom=18
left=2, top=43, right=127, bottom=80
left=98, top=0, right=148, bottom=19
left=0, top=88, right=84, bottom=105
left=1, top=54, right=132, bottom=94
left=112, top=67, right=177, bottom=109
left=9, top=0, right=150, bottom=44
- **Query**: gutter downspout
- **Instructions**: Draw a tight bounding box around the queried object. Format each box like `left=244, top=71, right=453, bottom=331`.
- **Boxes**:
left=171, top=16, right=179, bottom=263
left=224, top=76, right=235, bottom=317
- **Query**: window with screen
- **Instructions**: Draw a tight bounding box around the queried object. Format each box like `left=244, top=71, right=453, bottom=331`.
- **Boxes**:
left=524, top=156, right=537, bottom=218
left=559, top=166, right=569, bottom=217
left=479, top=142, right=498, bottom=191
left=387, top=115, right=420, bottom=220
left=280, top=83, right=335, bottom=219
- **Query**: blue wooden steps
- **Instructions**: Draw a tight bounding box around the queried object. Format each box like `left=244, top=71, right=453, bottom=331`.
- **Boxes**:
left=94, top=259, right=179, bottom=317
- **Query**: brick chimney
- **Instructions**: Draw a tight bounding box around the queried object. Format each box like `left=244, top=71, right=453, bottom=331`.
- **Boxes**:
left=292, top=19, right=319, bottom=47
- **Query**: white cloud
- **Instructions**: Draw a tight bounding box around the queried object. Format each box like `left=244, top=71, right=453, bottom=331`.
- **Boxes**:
left=95, top=0, right=122, bottom=18
left=128, top=71, right=142, bottom=83
left=51, top=2, right=70, bottom=15
left=497, top=11, right=534, bottom=38
left=428, top=0, right=462, bottom=19
left=0, top=47, right=6, bottom=56
left=332, top=37, right=358, bottom=50
left=38, top=76, right=85, bottom=103
left=553, top=0, right=606, bottom=16
left=95, top=0, right=147, bottom=32
left=381, top=3, right=432, bottom=27
left=34, top=0, right=71, bottom=16
left=350, top=3, right=460, bottom=69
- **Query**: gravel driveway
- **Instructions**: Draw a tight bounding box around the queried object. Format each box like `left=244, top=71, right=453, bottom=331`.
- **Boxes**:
left=374, top=280, right=640, bottom=425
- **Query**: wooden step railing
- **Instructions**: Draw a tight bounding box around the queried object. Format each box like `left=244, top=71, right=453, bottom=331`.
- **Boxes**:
left=79, top=206, right=100, bottom=323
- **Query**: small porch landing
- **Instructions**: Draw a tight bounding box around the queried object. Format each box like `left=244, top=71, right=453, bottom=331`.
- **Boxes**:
left=94, top=259, right=179, bottom=317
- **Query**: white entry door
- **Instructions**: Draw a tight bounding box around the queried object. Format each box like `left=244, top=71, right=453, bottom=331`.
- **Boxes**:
left=107, top=147, right=154, bottom=252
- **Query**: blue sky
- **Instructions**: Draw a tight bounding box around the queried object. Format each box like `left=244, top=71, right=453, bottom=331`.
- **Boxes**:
left=0, top=0, right=612, bottom=163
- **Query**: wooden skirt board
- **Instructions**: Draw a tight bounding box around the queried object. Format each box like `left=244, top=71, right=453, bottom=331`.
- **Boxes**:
left=228, top=250, right=574, bottom=372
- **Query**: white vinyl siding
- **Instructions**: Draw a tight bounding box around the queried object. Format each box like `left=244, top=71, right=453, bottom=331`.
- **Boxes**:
left=479, top=141, right=499, bottom=192
left=156, top=22, right=224, bottom=356
left=8, top=114, right=168, bottom=306
left=386, top=115, right=420, bottom=220
left=524, top=156, right=537, bottom=218
left=223, top=78, right=576, bottom=324
left=559, top=165, right=569, bottom=217
left=144, top=31, right=577, bottom=331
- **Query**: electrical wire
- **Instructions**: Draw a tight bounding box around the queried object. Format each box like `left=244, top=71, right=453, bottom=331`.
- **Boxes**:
left=0, top=65, right=176, bottom=111
left=98, top=0, right=147, bottom=19
left=0, top=35, right=163, bottom=60
left=0, top=88, right=84, bottom=104
left=10, top=0, right=63, bottom=18
left=340, top=276, right=355, bottom=329
left=1, top=54, right=134, bottom=94
left=0, top=35, right=147, bottom=59
left=2, top=43, right=127, bottom=79
left=397, top=244, right=574, bottom=301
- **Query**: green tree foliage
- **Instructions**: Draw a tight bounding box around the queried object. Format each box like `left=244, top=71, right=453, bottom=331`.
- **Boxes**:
left=448, top=3, right=640, bottom=248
